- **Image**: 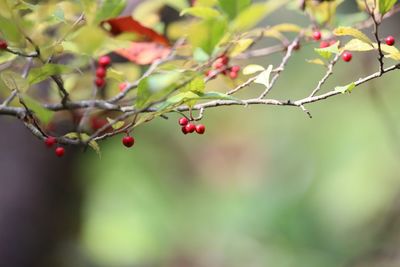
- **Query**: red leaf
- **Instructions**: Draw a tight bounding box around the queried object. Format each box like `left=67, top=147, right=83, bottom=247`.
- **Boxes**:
left=102, top=16, right=170, bottom=46
left=115, top=42, right=171, bottom=65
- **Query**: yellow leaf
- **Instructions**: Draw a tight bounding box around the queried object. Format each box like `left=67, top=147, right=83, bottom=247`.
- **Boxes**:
left=306, top=59, right=326, bottom=66
left=343, top=39, right=374, bottom=52
left=229, top=39, right=253, bottom=57
left=270, top=23, right=302, bottom=33
left=333, top=26, right=373, bottom=47
left=242, top=64, right=265, bottom=75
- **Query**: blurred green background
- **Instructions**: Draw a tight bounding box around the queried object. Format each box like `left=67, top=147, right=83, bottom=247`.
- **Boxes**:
left=77, top=5, right=400, bottom=267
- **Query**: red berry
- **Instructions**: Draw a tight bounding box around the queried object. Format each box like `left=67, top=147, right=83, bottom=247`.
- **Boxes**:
left=214, top=61, right=225, bottom=70
left=95, top=78, right=105, bottom=88
left=342, top=52, right=352, bottom=62
left=385, top=35, right=395, bottom=46
left=231, top=65, right=240, bottom=73
left=45, top=136, right=57, bottom=148
left=219, top=55, right=229, bottom=65
left=181, top=126, right=189, bottom=135
left=96, top=67, right=107, bottom=78
left=119, top=82, right=127, bottom=92
left=195, top=124, right=205, bottom=134
left=122, top=136, right=135, bottom=148
left=98, top=55, right=111, bottom=67
left=229, top=71, right=238, bottom=79
left=179, top=117, right=189, bottom=126
left=55, top=147, right=65, bottom=157
left=320, top=41, right=329, bottom=48
left=0, top=40, right=7, bottom=50
left=185, top=123, right=196, bottom=133
left=312, top=31, right=322, bottom=41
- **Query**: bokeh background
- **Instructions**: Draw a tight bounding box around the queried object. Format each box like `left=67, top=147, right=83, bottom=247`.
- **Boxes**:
left=1, top=1, right=400, bottom=267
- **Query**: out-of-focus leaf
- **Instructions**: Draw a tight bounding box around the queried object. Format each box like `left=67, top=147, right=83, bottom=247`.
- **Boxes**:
left=23, top=95, right=54, bottom=124
left=103, top=16, right=170, bottom=46
left=136, top=72, right=182, bottom=109
left=218, top=0, right=251, bottom=19
left=229, top=39, right=253, bottom=57
left=242, top=64, right=265, bottom=75
left=115, top=42, right=171, bottom=65
left=306, top=58, right=326, bottom=66
left=180, top=6, right=221, bottom=19
left=1, top=70, right=29, bottom=92
left=379, top=0, right=397, bottom=15
left=270, top=23, right=302, bottom=33
left=95, top=0, right=126, bottom=23
left=27, top=64, right=73, bottom=85
left=254, top=65, right=273, bottom=88
left=231, top=1, right=288, bottom=31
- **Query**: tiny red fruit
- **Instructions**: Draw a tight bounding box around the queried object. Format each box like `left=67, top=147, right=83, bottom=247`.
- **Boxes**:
left=342, top=52, right=352, bottom=62
left=55, top=147, right=65, bottom=157
left=231, top=65, right=240, bottom=73
left=229, top=71, right=238, bottom=79
left=195, top=124, right=205, bottom=134
left=181, top=126, right=189, bottom=135
left=119, top=82, right=127, bottom=92
left=98, top=55, right=111, bottom=67
left=95, top=78, right=105, bottom=88
left=185, top=123, right=196, bottom=133
left=0, top=40, right=8, bottom=50
left=219, top=55, right=229, bottom=65
left=320, top=41, right=329, bottom=48
left=45, top=136, right=57, bottom=148
left=96, top=67, right=107, bottom=78
left=122, top=136, right=135, bottom=148
left=312, top=31, right=322, bottom=41
left=179, top=117, right=189, bottom=126
left=385, top=35, right=395, bottom=46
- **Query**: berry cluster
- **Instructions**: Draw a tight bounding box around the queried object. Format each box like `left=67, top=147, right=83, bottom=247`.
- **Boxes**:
left=179, top=117, right=205, bottom=135
left=95, top=55, right=111, bottom=88
left=44, top=136, right=65, bottom=157
left=206, top=55, right=241, bottom=80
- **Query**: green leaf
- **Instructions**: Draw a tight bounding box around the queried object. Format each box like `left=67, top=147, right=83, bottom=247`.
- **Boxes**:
left=242, top=64, right=265, bottom=75
left=231, top=0, right=289, bottom=31
left=1, top=70, right=29, bottom=92
left=107, top=68, right=125, bottom=82
left=193, top=47, right=210, bottom=62
left=333, top=26, right=373, bottom=47
left=95, top=0, right=126, bottom=23
left=314, top=41, right=340, bottom=59
left=70, top=25, right=108, bottom=56
left=0, top=15, right=24, bottom=44
left=64, top=132, right=101, bottom=156
left=23, top=95, right=54, bottom=124
left=218, top=0, right=251, bottom=19
left=136, top=71, right=182, bottom=109
left=335, top=82, right=356, bottom=94
left=379, top=0, right=397, bottom=15
left=254, top=65, right=273, bottom=88
left=27, top=64, right=73, bottom=85
left=106, top=118, right=125, bottom=130
left=181, top=76, right=205, bottom=93
left=180, top=6, right=221, bottom=19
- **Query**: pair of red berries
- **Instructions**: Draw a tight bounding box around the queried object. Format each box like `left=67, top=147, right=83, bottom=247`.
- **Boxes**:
left=0, top=40, right=8, bottom=50
left=122, top=135, right=135, bottom=148
left=95, top=56, right=112, bottom=88
left=45, top=136, right=65, bottom=157
left=179, top=117, right=205, bottom=135
left=206, top=55, right=240, bottom=80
